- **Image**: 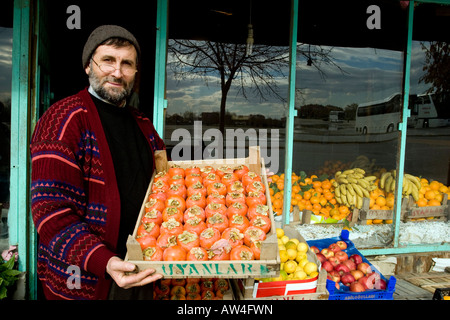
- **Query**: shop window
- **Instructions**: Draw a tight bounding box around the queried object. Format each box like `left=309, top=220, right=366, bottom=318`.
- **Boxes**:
left=165, top=0, right=289, bottom=173
left=292, top=0, right=407, bottom=218
left=0, top=2, right=13, bottom=252
left=405, top=2, right=450, bottom=196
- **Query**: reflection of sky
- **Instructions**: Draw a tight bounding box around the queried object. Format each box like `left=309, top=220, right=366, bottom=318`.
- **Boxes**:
left=0, top=28, right=13, bottom=103
left=166, top=41, right=432, bottom=119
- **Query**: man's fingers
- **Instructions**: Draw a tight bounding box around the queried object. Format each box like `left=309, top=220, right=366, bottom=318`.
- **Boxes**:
left=121, top=270, right=163, bottom=289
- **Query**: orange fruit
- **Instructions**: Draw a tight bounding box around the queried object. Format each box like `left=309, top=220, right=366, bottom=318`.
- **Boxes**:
left=321, top=180, right=332, bottom=190
left=273, top=199, right=283, bottom=209
left=274, top=192, right=283, bottom=200
left=427, top=199, right=441, bottom=206
left=312, top=181, right=322, bottom=189
left=269, top=188, right=275, bottom=196
left=292, top=185, right=301, bottom=194
left=276, top=181, right=285, bottom=191
left=424, top=190, right=436, bottom=200
left=385, top=196, right=395, bottom=208
left=439, top=185, right=448, bottom=194
left=371, top=204, right=381, bottom=210
left=310, top=196, right=320, bottom=205
left=375, top=196, right=386, bottom=207
left=416, top=198, right=427, bottom=207
left=271, top=175, right=280, bottom=183
left=294, top=194, right=303, bottom=201
left=303, top=191, right=312, bottom=200
left=429, top=181, right=441, bottom=191
left=338, top=205, right=349, bottom=215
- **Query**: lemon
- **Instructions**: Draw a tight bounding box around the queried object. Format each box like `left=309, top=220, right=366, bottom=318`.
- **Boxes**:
left=276, top=228, right=285, bottom=238
left=295, top=252, right=307, bottom=263
left=303, top=262, right=318, bottom=275
left=286, top=248, right=298, bottom=260
left=296, top=242, right=308, bottom=253
left=279, top=250, right=288, bottom=263
left=290, top=238, right=300, bottom=246
left=285, top=241, right=297, bottom=250
left=293, top=270, right=307, bottom=280
left=280, top=235, right=290, bottom=245
left=279, top=270, right=288, bottom=280
left=295, top=265, right=304, bottom=272
left=283, top=260, right=298, bottom=274
left=309, top=271, right=319, bottom=278
left=298, top=258, right=309, bottom=268
left=287, top=273, right=294, bottom=280
left=278, top=244, right=286, bottom=251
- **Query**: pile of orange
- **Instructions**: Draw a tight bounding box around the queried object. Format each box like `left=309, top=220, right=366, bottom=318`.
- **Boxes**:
left=416, top=178, right=450, bottom=207
left=269, top=172, right=351, bottom=221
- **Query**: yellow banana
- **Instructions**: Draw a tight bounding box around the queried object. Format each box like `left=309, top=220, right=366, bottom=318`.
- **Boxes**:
left=337, top=176, right=349, bottom=184
left=346, top=184, right=356, bottom=196
left=362, top=188, right=370, bottom=198
left=351, top=183, right=364, bottom=198
left=384, top=176, right=393, bottom=193
left=347, top=177, right=359, bottom=184
left=357, top=179, right=370, bottom=189
left=411, top=184, right=420, bottom=201
left=334, top=171, right=342, bottom=178
left=364, top=175, right=377, bottom=182
left=404, top=174, right=421, bottom=190
left=335, top=185, right=341, bottom=197
left=342, top=169, right=355, bottom=175
left=379, top=172, right=392, bottom=189
left=356, top=194, right=363, bottom=209
left=353, top=168, right=366, bottom=175
left=335, top=196, right=342, bottom=204
left=340, top=184, right=347, bottom=196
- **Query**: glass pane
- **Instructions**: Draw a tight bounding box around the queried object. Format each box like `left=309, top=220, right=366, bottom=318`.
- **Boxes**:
left=165, top=0, right=289, bottom=174
left=0, top=6, right=13, bottom=252
left=406, top=2, right=450, bottom=209
left=293, top=1, right=407, bottom=224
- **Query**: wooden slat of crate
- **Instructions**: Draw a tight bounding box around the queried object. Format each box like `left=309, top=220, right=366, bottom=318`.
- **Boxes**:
left=125, top=146, right=281, bottom=279
left=357, top=197, right=408, bottom=225
left=393, top=279, right=433, bottom=300
left=404, top=194, right=449, bottom=222
left=396, top=272, right=450, bottom=294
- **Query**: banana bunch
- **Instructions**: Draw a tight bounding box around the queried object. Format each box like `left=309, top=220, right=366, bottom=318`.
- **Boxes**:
left=332, top=168, right=377, bottom=209
left=379, top=170, right=421, bottom=201
left=349, top=155, right=378, bottom=174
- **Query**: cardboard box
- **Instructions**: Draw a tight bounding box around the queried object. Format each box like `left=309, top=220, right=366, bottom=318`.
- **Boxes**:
left=125, top=146, right=280, bottom=279
left=233, top=225, right=329, bottom=300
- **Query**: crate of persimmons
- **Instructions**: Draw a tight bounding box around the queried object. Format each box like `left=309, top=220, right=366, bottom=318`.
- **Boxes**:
left=125, top=146, right=280, bottom=279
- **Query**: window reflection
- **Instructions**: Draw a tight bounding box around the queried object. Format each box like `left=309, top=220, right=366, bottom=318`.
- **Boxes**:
left=0, top=26, right=12, bottom=250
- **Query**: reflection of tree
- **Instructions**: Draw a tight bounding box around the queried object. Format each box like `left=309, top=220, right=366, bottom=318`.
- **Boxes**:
left=420, top=41, right=449, bottom=95
left=168, top=40, right=344, bottom=135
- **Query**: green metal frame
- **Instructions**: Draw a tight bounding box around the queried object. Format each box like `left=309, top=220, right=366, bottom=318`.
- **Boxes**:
left=153, top=0, right=169, bottom=138
left=10, top=0, right=32, bottom=300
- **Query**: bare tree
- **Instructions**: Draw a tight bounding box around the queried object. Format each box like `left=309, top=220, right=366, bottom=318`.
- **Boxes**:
left=420, top=41, right=450, bottom=96
left=168, top=39, right=346, bottom=134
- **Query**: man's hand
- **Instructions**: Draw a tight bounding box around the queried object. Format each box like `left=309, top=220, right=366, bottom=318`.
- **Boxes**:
left=106, top=256, right=162, bottom=289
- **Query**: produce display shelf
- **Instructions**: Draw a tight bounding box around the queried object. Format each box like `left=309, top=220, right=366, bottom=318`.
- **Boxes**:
left=307, top=230, right=397, bottom=300
left=125, top=146, right=280, bottom=279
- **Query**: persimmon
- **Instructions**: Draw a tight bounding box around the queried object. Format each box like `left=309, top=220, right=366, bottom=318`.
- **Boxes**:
left=184, top=173, right=203, bottom=188
left=167, top=183, right=187, bottom=199
left=230, top=245, right=254, bottom=261
left=226, top=201, right=248, bottom=218
left=168, top=165, right=185, bottom=178
left=151, top=180, right=169, bottom=193
left=144, top=198, right=165, bottom=213
left=247, top=204, right=270, bottom=220
left=137, top=221, right=160, bottom=239
left=246, top=191, right=267, bottom=207
left=136, top=234, right=157, bottom=250
left=206, top=213, right=229, bottom=233
left=177, top=230, right=200, bottom=252
left=185, top=282, right=201, bottom=294
left=184, top=217, right=207, bottom=236
left=169, top=175, right=185, bottom=187
left=250, top=215, right=271, bottom=234
left=160, top=218, right=184, bottom=236
left=186, top=247, right=208, bottom=261
left=221, top=227, right=244, bottom=248
left=242, top=171, right=262, bottom=188
left=163, top=245, right=187, bottom=261
left=142, top=246, right=163, bottom=261
left=206, top=193, right=226, bottom=206
left=205, top=202, right=227, bottom=218
left=228, top=214, right=250, bottom=233
left=203, top=173, right=220, bottom=188
left=156, top=233, right=177, bottom=250
left=199, top=227, right=221, bottom=249
left=215, top=165, right=233, bottom=178
left=162, top=206, right=184, bottom=223
left=250, top=240, right=262, bottom=260
left=227, top=180, right=245, bottom=194
left=141, top=209, right=163, bottom=225
left=246, top=181, right=266, bottom=194
left=148, top=190, right=167, bottom=202
left=185, top=193, right=207, bottom=209
left=187, top=181, right=207, bottom=198
left=170, top=285, right=186, bottom=296
left=154, top=171, right=170, bottom=184
left=221, top=173, right=239, bottom=188
left=165, top=195, right=186, bottom=212
left=214, top=278, right=230, bottom=292
left=233, top=165, right=249, bottom=180
left=183, top=205, right=206, bottom=222
left=200, top=166, right=215, bottom=178
left=184, top=166, right=201, bottom=177
left=186, top=293, right=202, bottom=300
left=207, top=182, right=227, bottom=196
left=243, top=226, right=266, bottom=246
left=225, top=192, right=246, bottom=207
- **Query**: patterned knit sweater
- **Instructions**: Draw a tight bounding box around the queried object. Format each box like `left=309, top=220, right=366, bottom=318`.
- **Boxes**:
left=30, top=88, right=165, bottom=300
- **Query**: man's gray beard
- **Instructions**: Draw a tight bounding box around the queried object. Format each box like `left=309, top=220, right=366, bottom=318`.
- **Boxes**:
left=88, top=68, right=134, bottom=106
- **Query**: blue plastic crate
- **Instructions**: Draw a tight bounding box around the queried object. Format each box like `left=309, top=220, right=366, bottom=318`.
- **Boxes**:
left=307, top=230, right=397, bottom=300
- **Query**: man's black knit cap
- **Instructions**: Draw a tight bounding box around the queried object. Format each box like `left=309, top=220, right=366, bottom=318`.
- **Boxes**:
left=82, top=25, right=141, bottom=68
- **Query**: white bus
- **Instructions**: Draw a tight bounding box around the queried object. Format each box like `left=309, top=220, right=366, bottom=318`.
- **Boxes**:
left=407, top=93, right=450, bottom=128
left=355, top=93, right=402, bottom=134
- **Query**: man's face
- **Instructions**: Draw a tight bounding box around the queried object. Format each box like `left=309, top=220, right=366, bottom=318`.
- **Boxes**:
left=85, top=44, right=137, bottom=106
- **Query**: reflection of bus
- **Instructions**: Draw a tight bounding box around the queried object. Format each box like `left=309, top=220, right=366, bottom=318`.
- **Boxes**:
left=407, top=93, right=450, bottom=128
left=329, top=110, right=344, bottom=122
left=355, top=93, right=402, bottom=134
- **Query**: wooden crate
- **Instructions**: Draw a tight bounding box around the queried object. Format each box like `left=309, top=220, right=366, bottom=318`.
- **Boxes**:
left=125, top=146, right=280, bottom=279
left=289, top=206, right=358, bottom=227
left=396, top=272, right=450, bottom=294
left=403, top=194, right=449, bottom=222
left=357, top=197, right=408, bottom=225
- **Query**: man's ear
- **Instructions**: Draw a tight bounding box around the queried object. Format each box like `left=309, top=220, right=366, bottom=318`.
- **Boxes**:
left=85, top=65, right=91, bottom=75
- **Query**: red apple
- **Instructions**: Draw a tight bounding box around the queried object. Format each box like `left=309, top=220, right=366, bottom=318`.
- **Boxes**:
left=334, top=263, right=350, bottom=276
left=336, top=240, right=347, bottom=250
left=328, top=256, right=340, bottom=268
left=350, top=269, right=364, bottom=281
left=357, top=262, right=372, bottom=275
left=349, top=254, right=363, bottom=265
left=327, top=270, right=340, bottom=283
left=328, top=243, right=342, bottom=253
left=350, top=282, right=366, bottom=292
left=310, top=246, right=320, bottom=254
left=358, top=276, right=374, bottom=290
left=341, top=272, right=356, bottom=286
left=321, top=248, right=334, bottom=259
left=341, top=259, right=356, bottom=271
left=316, top=253, right=327, bottom=264
left=322, top=260, right=334, bottom=272
left=334, top=250, right=348, bottom=262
